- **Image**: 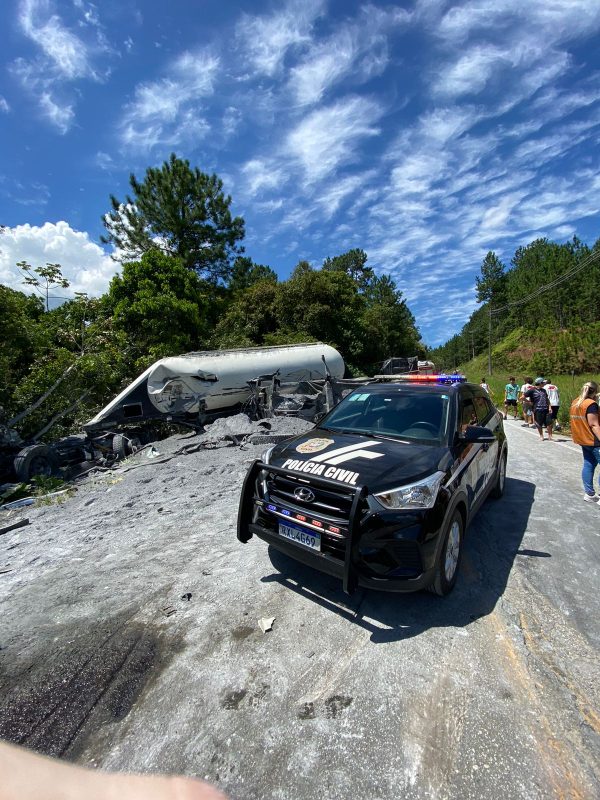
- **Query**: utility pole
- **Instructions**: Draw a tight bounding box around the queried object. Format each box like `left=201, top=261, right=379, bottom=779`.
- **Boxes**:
left=487, top=307, right=492, bottom=375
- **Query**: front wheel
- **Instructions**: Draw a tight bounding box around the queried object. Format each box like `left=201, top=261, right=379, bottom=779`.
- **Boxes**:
left=491, top=452, right=507, bottom=499
left=429, top=510, right=463, bottom=596
left=14, top=444, right=59, bottom=482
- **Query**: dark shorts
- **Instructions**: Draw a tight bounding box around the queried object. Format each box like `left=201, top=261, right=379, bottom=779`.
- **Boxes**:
left=550, top=405, right=560, bottom=419
left=534, top=409, right=550, bottom=426
left=505, top=399, right=517, bottom=406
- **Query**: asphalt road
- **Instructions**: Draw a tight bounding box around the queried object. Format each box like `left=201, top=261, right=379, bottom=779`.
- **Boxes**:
left=0, top=420, right=599, bottom=799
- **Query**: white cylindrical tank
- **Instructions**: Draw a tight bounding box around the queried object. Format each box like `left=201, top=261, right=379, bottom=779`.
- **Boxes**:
left=85, top=343, right=345, bottom=428
left=146, top=343, right=344, bottom=413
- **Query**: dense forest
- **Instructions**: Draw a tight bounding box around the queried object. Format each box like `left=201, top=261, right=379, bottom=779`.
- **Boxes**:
left=430, top=238, right=600, bottom=375
left=0, top=154, right=423, bottom=439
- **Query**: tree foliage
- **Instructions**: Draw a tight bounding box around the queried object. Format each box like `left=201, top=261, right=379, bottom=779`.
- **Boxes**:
left=210, top=249, right=423, bottom=373
left=228, top=257, right=277, bottom=293
left=431, top=236, right=600, bottom=373
left=101, top=153, right=245, bottom=282
left=106, top=250, right=211, bottom=360
left=16, top=261, right=70, bottom=311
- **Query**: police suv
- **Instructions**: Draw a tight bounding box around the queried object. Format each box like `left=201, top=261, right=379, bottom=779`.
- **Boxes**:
left=237, top=376, right=507, bottom=596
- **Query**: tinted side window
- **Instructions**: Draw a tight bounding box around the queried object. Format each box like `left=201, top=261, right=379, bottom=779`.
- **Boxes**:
left=473, top=394, right=492, bottom=424
left=459, top=397, right=478, bottom=430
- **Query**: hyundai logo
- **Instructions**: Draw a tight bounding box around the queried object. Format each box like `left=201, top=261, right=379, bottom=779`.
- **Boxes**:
left=294, top=487, right=315, bottom=502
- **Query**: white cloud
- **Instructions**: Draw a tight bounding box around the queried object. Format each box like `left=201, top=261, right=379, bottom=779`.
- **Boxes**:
left=222, top=106, right=242, bottom=138
left=11, top=0, right=113, bottom=131
left=433, top=46, right=507, bottom=98
left=317, top=172, right=376, bottom=218
left=241, top=159, right=286, bottom=196
left=0, top=96, right=10, bottom=113
left=38, top=92, right=74, bottom=134
left=0, top=222, right=117, bottom=298
left=236, top=0, right=326, bottom=77
left=288, top=31, right=357, bottom=106
left=437, top=0, right=600, bottom=45
left=288, top=6, right=409, bottom=106
left=285, top=96, right=383, bottom=183
left=119, top=49, right=219, bottom=152
left=19, top=0, right=92, bottom=80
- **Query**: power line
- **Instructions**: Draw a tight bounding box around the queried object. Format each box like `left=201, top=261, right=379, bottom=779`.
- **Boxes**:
left=491, top=248, right=600, bottom=315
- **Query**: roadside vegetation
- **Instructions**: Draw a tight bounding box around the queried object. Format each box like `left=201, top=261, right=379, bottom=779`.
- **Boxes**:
left=3, top=154, right=599, bottom=444
left=430, top=239, right=600, bottom=376
left=1, top=154, right=422, bottom=441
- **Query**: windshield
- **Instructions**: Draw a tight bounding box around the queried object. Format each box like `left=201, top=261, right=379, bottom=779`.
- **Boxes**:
left=321, top=388, right=450, bottom=444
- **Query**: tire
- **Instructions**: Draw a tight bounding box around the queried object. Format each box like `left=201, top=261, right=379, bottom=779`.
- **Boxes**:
left=14, top=444, right=59, bottom=482
left=429, top=510, right=463, bottom=596
left=112, top=434, right=130, bottom=459
left=491, top=451, right=507, bottom=499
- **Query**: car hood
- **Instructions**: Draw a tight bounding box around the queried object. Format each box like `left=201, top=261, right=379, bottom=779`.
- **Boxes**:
left=267, top=428, right=452, bottom=490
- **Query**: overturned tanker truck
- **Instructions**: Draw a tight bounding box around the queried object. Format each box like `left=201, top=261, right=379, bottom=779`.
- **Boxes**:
left=83, top=343, right=346, bottom=451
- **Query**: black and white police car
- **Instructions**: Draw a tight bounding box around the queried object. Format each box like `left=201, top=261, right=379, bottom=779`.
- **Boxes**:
left=237, top=375, right=507, bottom=596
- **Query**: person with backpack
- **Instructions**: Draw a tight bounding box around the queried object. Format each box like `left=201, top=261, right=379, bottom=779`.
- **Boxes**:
left=524, top=377, right=553, bottom=441
left=569, top=380, right=600, bottom=505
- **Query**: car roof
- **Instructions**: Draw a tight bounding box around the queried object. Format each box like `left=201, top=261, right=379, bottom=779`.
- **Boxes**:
left=360, top=380, right=479, bottom=396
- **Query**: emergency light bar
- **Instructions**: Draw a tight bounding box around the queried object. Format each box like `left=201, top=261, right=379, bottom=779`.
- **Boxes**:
left=374, top=373, right=466, bottom=384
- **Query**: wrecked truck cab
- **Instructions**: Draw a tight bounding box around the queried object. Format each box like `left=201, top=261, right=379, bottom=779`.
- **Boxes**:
left=237, top=377, right=507, bottom=596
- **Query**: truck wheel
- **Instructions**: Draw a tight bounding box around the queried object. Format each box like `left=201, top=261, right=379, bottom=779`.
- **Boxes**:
left=491, top=452, right=507, bottom=499
left=112, top=434, right=129, bottom=459
left=428, top=510, right=463, bottom=596
left=14, top=444, right=59, bottom=482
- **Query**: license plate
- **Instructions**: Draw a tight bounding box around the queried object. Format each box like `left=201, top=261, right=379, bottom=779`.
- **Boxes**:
left=278, top=522, right=321, bottom=551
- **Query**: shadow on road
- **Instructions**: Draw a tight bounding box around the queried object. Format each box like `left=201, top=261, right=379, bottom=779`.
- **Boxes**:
left=262, top=477, right=536, bottom=642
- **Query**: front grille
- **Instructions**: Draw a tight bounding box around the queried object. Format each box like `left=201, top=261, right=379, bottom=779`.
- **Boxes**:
left=256, top=468, right=360, bottom=562
left=266, top=471, right=355, bottom=525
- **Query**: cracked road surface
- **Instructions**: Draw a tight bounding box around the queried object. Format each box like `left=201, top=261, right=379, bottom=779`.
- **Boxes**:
left=1, top=420, right=599, bottom=799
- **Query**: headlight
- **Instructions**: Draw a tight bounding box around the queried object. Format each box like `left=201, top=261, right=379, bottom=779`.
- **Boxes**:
left=374, top=471, right=446, bottom=510
left=261, top=445, right=275, bottom=465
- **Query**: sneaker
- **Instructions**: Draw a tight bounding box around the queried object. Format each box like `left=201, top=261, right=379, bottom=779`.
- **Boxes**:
left=583, top=494, right=600, bottom=504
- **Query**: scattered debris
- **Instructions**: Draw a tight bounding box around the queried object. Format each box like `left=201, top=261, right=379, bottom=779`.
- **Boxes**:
left=181, top=592, right=192, bottom=601
left=146, top=446, right=161, bottom=458
left=1, top=497, right=35, bottom=510
left=0, top=518, right=30, bottom=537
left=258, top=616, right=275, bottom=633
left=161, top=605, right=177, bottom=617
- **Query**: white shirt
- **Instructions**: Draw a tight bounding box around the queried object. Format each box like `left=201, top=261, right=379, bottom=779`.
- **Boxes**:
left=480, top=382, right=491, bottom=394
left=520, top=382, right=534, bottom=397
left=545, top=383, right=560, bottom=405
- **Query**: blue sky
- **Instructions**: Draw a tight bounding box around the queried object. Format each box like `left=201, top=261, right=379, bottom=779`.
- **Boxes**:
left=1, top=0, right=600, bottom=346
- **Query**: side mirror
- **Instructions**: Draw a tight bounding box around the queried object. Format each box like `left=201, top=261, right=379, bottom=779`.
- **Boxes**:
left=458, top=425, right=495, bottom=443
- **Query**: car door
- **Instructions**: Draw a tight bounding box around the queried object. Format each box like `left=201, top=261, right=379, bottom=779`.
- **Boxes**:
left=472, top=391, right=500, bottom=494
left=453, top=388, right=482, bottom=511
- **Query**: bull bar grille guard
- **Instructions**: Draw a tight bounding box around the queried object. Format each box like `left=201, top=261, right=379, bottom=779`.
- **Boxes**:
left=237, top=459, right=368, bottom=594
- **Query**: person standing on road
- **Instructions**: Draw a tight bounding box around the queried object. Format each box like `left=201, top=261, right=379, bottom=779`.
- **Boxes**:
left=569, top=380, right=600, bottom=505
left=519, top=376, right=534, bottom=427
left=504, top=377, right=520, bottom=420
left=544, top=378, right=561, bottom=432
left=480, top=378, right=494, bottom=398
left=524, top=378, right=553, bottom=441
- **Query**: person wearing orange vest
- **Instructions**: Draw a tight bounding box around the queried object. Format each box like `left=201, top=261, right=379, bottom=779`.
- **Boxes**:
left=569, top=380, right=600, bottom=505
